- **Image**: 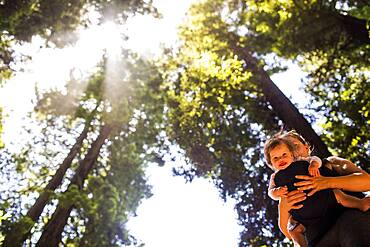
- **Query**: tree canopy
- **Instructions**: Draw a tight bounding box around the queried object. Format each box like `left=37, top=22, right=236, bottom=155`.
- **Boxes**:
left=0, top=0, right=158, bottom=82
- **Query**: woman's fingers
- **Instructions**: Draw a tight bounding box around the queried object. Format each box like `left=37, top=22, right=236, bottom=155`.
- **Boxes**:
left=294, top=175, right=318, bottom=192
left=288, top=194, right=306, bottom=205
left=287, top=189, right=303, bottom=195
left=295, top=175, right=312, bottom=180
left=295, top=181, right=316, bottom=191
left=307, top=188, right=318, bottom=197
left=295, top=180, right=321, bottom=192
left=295, top=175, right=330, bottom=194
left=294, top=175, right=314, bottom=187
left=280, top=190, right=306, bottom=211
left=286, top=190, right=306, bottom=206
left=294, top=180, right=312, bottom=187
left=290, top=204, right=304, bottom=210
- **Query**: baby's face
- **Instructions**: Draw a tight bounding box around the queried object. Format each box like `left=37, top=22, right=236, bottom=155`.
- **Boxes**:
left=270, top=143, right=294, bottom=171
left=287, top=137, right=309, bottom=157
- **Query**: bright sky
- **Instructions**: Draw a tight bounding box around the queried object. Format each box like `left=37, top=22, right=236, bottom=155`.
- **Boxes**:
left=0, top=0, right=307, bottom=246
left=127, top=163, right=241, bottom=247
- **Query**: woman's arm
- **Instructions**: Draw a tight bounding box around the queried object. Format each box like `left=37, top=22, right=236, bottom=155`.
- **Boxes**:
left=278, top=190, right=306, bottom=239
left=278, top=199, right=291, bottom=239
left=295, top=156, right=370, bottom=196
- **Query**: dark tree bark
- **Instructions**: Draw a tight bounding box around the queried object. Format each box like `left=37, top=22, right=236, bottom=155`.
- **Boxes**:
left=230, top=35, right=331, bottom=158
left=336, top=13, right=370, bottom=45
left=36, top=124, right=113, bottom=247
left=2, top=115, right=94, bottom=247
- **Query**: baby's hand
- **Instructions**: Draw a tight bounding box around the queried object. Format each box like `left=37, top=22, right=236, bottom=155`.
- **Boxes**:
left=308, top=163, right=320, bottom=177
left=272, top=186, right=288, bottom=198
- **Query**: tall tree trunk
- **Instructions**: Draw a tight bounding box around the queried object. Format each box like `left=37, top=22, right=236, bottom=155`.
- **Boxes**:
left=2, top=115, right=94, bottom=247
left=230, top=36, right=331, bottom=158
left=35, top=124, right=113, bottom=247
left=336, top=13, right=370, bottom=45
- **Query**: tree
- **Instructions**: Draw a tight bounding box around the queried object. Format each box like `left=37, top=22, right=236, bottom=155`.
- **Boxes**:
left=34, top=55, right=165, bottom=246
left=1, top=49, right=165, bottom=246
left=36, top=123, right=114, bottom=246
left=2, top=108, right=95, bottom=246
left=77, top=131, right=154, bottom=247
left=2, top=61, right=111, bottom=246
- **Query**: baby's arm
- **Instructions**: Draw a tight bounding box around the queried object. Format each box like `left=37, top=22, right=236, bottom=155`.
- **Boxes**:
left=307, top=156, right=321, bottom=177
left=268, top=173, right=288, bottom=200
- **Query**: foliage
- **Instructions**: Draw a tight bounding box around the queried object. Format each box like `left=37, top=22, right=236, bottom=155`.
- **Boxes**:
left=0, top=0, right=158, bottom=81
left=76, top=136, right=152, bottom=247
left=232, top=0, right=370, bottom=58
left=302, top=49, right=370, bottom=170
left=0, top=0, right=157, bottom=44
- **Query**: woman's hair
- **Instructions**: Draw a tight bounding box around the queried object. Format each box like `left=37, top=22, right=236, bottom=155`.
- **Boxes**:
left=280, top=130, right=313, bottom=154
left=264, top=136, right=296, bottom=170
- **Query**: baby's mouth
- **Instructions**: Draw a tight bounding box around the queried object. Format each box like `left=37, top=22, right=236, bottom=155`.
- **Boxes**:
left=279, top=162, right=287, bottom=168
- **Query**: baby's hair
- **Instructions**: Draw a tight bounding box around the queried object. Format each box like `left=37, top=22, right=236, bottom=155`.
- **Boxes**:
left=264, top=136, right=296, bottom=170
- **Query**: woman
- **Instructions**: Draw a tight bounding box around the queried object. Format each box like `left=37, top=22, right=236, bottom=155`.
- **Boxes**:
left=278, top=130, right=370, bottom=246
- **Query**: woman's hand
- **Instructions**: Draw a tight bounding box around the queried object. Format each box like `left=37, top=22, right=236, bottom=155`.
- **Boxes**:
left=280, top=190, right=307, bottom=211
left=278, top=190, right=306, bottom=239
left=294, top=175, right=332, bottom=196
